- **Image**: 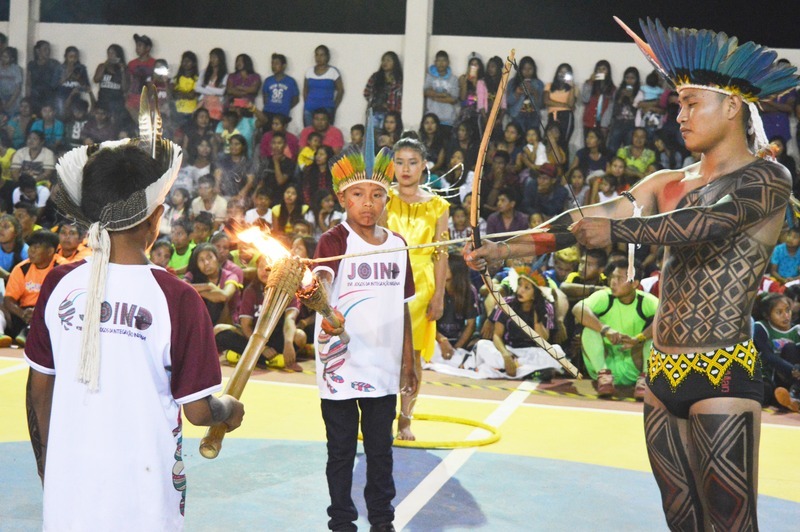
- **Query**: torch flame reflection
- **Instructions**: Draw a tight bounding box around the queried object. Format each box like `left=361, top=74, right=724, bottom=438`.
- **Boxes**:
left=238, top=227, right=313, bottom=286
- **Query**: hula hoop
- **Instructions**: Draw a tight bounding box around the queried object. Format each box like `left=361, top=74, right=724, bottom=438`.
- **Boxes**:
left=357, top=413, right=501, bottom=449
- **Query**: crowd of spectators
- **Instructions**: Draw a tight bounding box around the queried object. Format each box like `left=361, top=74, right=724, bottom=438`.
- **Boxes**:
left=0, top=32, right=798, bottom=409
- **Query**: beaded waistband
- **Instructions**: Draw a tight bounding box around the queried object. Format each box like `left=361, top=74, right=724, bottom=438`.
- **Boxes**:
left=648, top=339, right=758, bottom=389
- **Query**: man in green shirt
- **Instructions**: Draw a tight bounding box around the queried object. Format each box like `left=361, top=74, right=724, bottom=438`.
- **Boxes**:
left=573, top=259, right=657, bottom=398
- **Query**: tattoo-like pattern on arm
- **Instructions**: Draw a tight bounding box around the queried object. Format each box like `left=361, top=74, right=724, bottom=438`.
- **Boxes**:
left=610, top=163, right=791, bottom=246
left=26, top=373, right=46, bottom=482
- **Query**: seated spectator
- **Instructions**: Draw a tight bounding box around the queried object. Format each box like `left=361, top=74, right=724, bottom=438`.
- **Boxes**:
left=516, top=127, right=548, bottom=176
left=261, top=53, right=300, bottom=122
left=213, top=134, right=256, bottom=200
left=30, top=103, right=64, bottom=151
left=753, top=293, right=800, bottom=411
left=0, top=213, right=27, bottom=280
left=182, top=107, right=217, bottom=160
left=486, top=188, right=527, bottom=234
left=215, top=255, right=302, bottom=369
left=462, top=192, right=486, bottom=238
left=569, top=127, right=611, bottom=178
left=543, top=122, right=567, bottom=174
left=148, top=239, right=175, bottom=274
left=184, top=242, right=242, bottom=325
left=572, top=259, right=656, bottom=399
left=81, top=104, right=119, bottom=144
left=770, top=226, right=800, bottom=285
left=448, top=204, right=470, bottom=240
left=446, top=122, right=478, bottom=172
left=291, top=219, right=313, bottom=238
left=544, top=246, right=579, bottom=288
left=245, top=185, right=274, bottom=226
left=11, top=131, right=56, bottom=186
left=560, top=248, right=608, bottom=302
left=771, top=135, right=798, bottom=194
left=502, top=122, right=524, bottom=164
left=216, top=110, right=242, bottom=155
left=14, top=201, right=42, bottom=239
left=259, top=114, right=299, bottom=161
left=173, top=138, right=213, bottom=196
left=418, top=114, right=445, bottom=173
left=472, top=266, right=564, bottom=378
left=211, top=231, right=244, bottom=285
left=481, top=150, right=517, bottom=213
left=304, top=188, right=341, bottom=239
left=591, top=174, right=620, bottom=204
left=54, top=219, right=90, bottom=263
left=653, top=128, right=684, bottom=170
left=7, top=98, right=35, bottom=148
left=297, top=131, right=322, bottom=171
left=167, top=219, right=195, bottom=277
left=564, top=167, right=590, bottom=210
left=616, top=127, right=655, bottom=180
left=342, top=123, right=365, bottom=154
left=257, top=131, right=296, bottom=204
left=192, top=175, right=227, bottom=224
left=229, top=241, right=260, bottom=285
left=299, top=108, right=344, bottom=154
left=191, top=211, right=215, bottom=244
left=2, top=229, right=63, bottom=345
left=291, top=235, right=316, bottom=259
left=160, top=187, right=191, bottom=238
left=521, top=163, right=567, bottom=217
left=13, top=174, right=50, bottom=208
left=63, top=98, right=90, bottom=150
left=300, top=146, right=334, bottom=206
left=0, top=130, right=16, bottom=185
left=271, top=184, right=308, bottom=236
left=429, top=254, right=480, bottom=365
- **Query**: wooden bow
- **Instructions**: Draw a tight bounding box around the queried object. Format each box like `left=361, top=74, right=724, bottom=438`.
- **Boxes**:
left=469, top=49, right=581, bottom=378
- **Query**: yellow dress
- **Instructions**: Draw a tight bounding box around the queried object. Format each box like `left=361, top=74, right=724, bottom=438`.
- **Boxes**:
left=385, top=188, right=450, bottom=361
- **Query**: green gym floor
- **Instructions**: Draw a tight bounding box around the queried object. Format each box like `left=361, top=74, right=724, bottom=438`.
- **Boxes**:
left=2, top=350, right=798, bottom=531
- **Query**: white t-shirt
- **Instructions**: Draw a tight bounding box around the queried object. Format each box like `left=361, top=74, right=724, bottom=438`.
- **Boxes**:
left=25, top=261, right=222, bottom=531
left=12, top=185, right=50, bottom=207
left=245, top=207, right=273, bottom=225
left=312, top=222, right=414, bottom=400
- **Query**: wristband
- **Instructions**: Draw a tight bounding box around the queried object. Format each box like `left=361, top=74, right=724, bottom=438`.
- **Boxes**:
left=600, top=325, right=611, bottom=336
left=501, top=241, right=512, bottom=260
left=635, top=333, right=647, bottom=344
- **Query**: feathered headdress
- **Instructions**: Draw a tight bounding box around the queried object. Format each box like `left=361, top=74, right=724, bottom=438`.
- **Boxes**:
left=505, top=266, right=546, bottom=293
left=330, top=109, right=394, bottom=193
left=53, top=85, right=182, bottom=392
left=615, top=17, right=800, bottom=155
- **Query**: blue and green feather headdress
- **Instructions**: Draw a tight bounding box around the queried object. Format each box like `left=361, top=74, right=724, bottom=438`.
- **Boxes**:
left=615, top=17, right=799, bottom=102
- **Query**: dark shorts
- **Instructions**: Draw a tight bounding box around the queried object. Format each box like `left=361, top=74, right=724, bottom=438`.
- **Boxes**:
left=648, top=340, right=763, bottom=419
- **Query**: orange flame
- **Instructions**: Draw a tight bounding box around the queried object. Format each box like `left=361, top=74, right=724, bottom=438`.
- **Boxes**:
left=237, top=227, right=313, bottom=286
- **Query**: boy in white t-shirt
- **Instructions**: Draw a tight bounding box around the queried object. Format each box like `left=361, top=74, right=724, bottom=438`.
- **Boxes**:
left=24, top=138, right=244, bottom=530
left=312, top=146, right=417, bottom=532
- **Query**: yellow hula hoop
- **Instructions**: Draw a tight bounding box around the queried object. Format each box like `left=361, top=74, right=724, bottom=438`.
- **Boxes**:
left=388, top=413, right=501, bottom=449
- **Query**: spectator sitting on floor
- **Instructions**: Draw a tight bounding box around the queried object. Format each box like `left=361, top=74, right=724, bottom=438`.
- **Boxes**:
left=184, top=242, right=242, bottom=326
left=559, top=248, right=608, bottom=302
left=190, top=211, right=215, bottom=244
left=753, top=293, right=800, bottom=412
left=0, top=213, right=27, bottom=281
left=428, top=254, right=480, bottom=367
left=544, top=246, right=579, bottom=288
left=54, top=219, right=90, bottom=263
left=2, top=230, right=63, bottom=346
left=572, top=259, right=657, bottom=400
left=770, top=226, right=800, bottom=285
left=148, top=239, right=174, bottom=274
left=167, top=219, right=195, bottom=278
left=14, top=201, right=42, bottom=240
left=12, top=174, right=50, bottom=209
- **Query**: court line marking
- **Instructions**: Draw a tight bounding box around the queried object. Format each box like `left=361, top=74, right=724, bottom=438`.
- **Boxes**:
left=393, top=380, right=538, bottom=530
left=0, top=363, right=27, bottom=376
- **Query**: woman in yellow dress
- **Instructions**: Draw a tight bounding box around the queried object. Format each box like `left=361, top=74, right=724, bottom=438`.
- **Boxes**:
left=385, top=137, right=449, bottom=440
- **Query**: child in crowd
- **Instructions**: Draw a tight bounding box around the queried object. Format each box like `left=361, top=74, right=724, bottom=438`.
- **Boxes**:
left=13, top=174, right=50, bottom=208
left=245, top=186, right=273, bottom=226
left=184, top=242, right=242, bottom=325
left=191, top=211, right=214, bottom=244
left=596, top=174, right=619, bottom=203
left=312, top=146, right=416, bottom=532
left=565, top=167, right=589, bottom=210
left=544, top=246, right=579, bottom=287
left=753, top=293, right=800, bottom=412
left=30, top=103, right=64, bottom=151
left=770, top=227, right=800, bottom=285
left=297, top=131, right=323, bottom=170
left=211, top=231, right=244, bottom=285
left=342, top=123, right=364, bottom=152
left=291, top=235, right=317, bottom=259
left=160, top=187, right=190, bottom=238
left=167, top=219, right=195, bottom=277
left=217, top=110, right=241, bottom=155
left=448, top=204, right=470, bottom=239
left=305, top=188, right=342, bottom=240
left=636, top=70, right=665, bottom=138
left=191, top=176, right=227, bottom=225
left=291, top=219, right=314, bottom=238
left=3, top=230, right=63, bottom=346
left=149, top=239, right=175, bottom=274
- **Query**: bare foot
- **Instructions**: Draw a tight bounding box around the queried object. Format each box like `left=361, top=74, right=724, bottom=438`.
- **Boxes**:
left=396, top=414, right=415, bottom=441
left=502, top=353, right=517, bottom=377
